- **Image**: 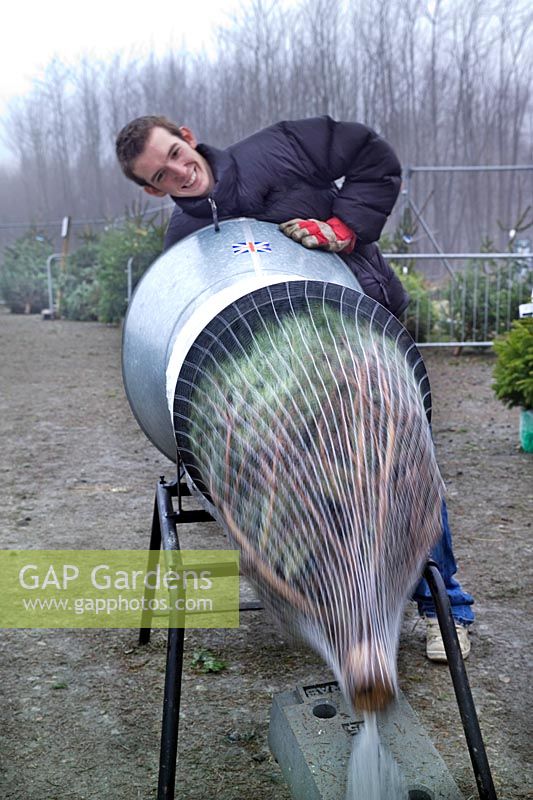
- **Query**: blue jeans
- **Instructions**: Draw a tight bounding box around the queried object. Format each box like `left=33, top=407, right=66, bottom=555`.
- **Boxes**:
left=413, top=500, right=475, bottom=626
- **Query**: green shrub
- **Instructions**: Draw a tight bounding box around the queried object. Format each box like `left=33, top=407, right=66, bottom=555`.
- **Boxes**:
left=380, top=228, right=434, bottom=343
left=493, top=318, right=533, bottom=410
left=96, top=219, right=165, bottom=323
left=391, top=263, right=435, bottom=342
left=0, top=231, right=52, bottom=313
left=62, top=281, right=100, bottom=322
left=60, top=234, right=100, bottom=321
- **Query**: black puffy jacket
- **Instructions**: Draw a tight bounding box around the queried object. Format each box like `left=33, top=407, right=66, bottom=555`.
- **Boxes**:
left=164, top=116, right=408, bottom=316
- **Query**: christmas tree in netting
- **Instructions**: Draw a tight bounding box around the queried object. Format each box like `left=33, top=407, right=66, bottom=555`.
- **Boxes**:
left=174, top=282, right=444, bottom=711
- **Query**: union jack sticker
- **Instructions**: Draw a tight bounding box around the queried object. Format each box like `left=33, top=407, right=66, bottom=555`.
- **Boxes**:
left=232, top=241, right=272, bottom=255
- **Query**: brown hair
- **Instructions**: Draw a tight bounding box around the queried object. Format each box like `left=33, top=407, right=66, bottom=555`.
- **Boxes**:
left=115, top=115, right=184, bottom=186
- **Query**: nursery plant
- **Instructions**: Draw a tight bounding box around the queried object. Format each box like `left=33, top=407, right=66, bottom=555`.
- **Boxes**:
left=0, top=231, right=51, bottom=313
left=493, top=318, right=533, bottom=451
left=97, top=218, right=165, bottom=323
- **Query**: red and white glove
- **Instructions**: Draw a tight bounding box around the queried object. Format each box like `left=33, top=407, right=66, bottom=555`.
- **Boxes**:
left=279, top=217, right=356, bottom=254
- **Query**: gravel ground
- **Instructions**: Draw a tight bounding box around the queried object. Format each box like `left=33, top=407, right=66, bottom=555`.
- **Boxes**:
left=0, top=308, right=531, bottom=800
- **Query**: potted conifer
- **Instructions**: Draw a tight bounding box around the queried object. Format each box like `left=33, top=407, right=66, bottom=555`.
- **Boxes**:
left=493, top=318, right=533, bottom=452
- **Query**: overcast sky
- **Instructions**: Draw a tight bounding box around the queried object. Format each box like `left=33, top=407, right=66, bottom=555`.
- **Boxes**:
left=0, top=0, right=246, bottom=165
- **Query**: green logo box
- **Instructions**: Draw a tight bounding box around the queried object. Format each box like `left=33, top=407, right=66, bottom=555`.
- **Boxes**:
left=0, top=550, right=240, bottom=629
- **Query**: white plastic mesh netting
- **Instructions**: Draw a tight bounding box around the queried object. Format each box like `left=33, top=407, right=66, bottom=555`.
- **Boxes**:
left=174, top=282, right=444, bottom=711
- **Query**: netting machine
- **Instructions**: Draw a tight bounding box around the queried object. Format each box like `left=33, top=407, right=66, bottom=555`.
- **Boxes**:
left=122, top=219, right=496, bottom=800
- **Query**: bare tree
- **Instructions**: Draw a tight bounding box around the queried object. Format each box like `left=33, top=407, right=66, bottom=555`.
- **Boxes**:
left=1, top=0, right=532, bottom=256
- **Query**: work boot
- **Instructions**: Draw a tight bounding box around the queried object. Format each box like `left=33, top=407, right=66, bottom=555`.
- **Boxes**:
left=425, top=616, right=471, bottom=662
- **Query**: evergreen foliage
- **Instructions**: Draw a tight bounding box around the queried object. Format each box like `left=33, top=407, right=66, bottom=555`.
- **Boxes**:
left=0, top=220, right=165, bottom=322
left=379, top=229, right=434, bottom=343
left=393, top=265, right=435, bottom=343
left=442, top=258, right=531, bottom=342
left=0, top=231, right=51, bottom=313
left=96, top=219, right=165, bottom=324
left=59, top=232, right=100, bottom=321
left=184, top=297, right=441, bottom=712
left=493, top=319, right=533, bottom=410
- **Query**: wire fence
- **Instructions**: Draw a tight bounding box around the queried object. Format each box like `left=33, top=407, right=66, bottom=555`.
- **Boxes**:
left=384, top=253, right=533, bottom=346
left=123, top=250, right=532, bottom=346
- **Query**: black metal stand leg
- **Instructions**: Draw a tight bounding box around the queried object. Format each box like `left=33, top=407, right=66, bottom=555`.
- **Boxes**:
left=139, top=495, right=163, bottom=645
left=152, top=477, right=189, bottom=800
left=424, top=561, right=497, bottom=800
left=146, top=472, right=251, bottom=800
left=158, top=625, right=185, bottom=800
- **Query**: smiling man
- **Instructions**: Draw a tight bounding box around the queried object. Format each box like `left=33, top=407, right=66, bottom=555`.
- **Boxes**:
left=115, top=113, right=475, bottom=662
left=130, top=124, right=215, bottom=199
left=115, top=114, right=410, bottom=316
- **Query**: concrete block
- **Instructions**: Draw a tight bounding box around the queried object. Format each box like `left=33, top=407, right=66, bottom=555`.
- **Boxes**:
left=268, top=679, right=463, bottom=800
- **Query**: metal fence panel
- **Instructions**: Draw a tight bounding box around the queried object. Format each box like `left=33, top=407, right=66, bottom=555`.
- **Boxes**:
left=383, top=253, right=533, bottom=346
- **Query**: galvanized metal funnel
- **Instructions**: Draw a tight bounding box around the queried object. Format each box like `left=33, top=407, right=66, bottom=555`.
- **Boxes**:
left=122, top=218, right=364, bottom=462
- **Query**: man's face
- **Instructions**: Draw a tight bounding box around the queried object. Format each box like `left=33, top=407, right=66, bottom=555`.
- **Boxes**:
left=132, top=126, right=214, bottom=198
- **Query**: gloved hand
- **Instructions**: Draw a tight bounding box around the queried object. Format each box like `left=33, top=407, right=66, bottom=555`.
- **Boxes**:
left=279, top=217, right=356, bottom=254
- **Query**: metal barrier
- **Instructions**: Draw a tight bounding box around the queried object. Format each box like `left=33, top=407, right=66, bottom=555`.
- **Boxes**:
left=383, top=252, right=533, bottom=347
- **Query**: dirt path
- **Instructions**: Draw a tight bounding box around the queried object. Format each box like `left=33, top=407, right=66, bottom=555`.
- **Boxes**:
left=0, top=309, right=531, bottom=799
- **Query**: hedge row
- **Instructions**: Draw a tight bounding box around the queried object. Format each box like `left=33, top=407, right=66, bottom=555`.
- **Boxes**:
left=0, top=219, right=165, bottom=323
